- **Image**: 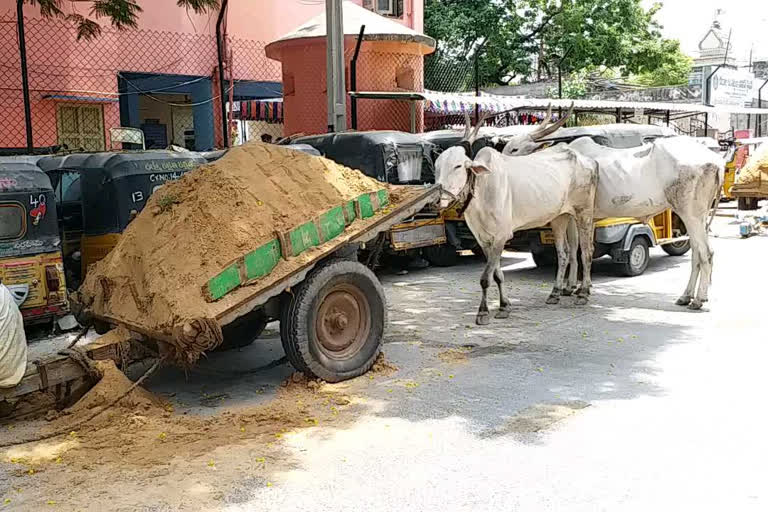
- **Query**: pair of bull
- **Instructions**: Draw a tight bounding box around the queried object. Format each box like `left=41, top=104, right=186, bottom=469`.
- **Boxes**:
left=435, top=108, right=724, bottom=325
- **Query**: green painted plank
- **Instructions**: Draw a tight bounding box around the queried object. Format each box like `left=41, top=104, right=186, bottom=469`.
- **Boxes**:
left=377, top=188, right=389, bottom=207
left=244, top=239, right=281, bottom=281
left=319, top=206, right=346, bottom=242
left=289, top=221, right=320, bottom=256
left=357, top=194, right=375, bottom=218
left=206, top=263, right=241, bottom=301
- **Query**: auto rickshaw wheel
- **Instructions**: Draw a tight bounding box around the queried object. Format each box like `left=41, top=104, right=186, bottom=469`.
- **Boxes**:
left=619, top=237, right=649, bottom=277
left=422, top=244, right=459, bottom=267
left=662, top=214, right=690, bottom=256
left=532, top=249, right=556, bottom=269
left=280, top=260, right=386, bottom=383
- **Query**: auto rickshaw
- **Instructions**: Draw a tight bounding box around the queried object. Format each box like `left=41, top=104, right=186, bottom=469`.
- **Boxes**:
left=0, top=159, right=68, bottom=325
left=39, top=151, right=206, bottom=287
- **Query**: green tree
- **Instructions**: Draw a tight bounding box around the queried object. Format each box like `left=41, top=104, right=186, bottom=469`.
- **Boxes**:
left=26, top=0, right=219, bottom=39
left=425, top=0, right=690, bottom=87
left=629, top=39, right=693, bottom=86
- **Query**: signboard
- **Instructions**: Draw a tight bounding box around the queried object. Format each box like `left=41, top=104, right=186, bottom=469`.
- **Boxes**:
left=709, top=68, right=754, bottom=106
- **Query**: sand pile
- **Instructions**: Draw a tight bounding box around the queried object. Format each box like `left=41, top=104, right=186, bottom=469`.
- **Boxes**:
left=732, top=143, right=768, bottom=197
left=75, top=142, right=385, bottom=363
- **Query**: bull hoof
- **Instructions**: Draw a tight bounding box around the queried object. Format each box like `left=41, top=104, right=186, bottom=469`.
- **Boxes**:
left=675, top=295, right=692, bottom=306
left=545, top=295, right=560, bottom=305
left=476, top=313, right=490, bottom=325
left=688, top=299, right=705, bottom=311
left=495, top=308, right=511, bottom=319
left=575, top=295, right=589, bottom=306
left=561, top=287, right=576, bottom=297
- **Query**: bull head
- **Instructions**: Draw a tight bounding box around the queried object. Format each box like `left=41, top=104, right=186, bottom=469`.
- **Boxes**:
left=499, top=102, right=574, bottom=156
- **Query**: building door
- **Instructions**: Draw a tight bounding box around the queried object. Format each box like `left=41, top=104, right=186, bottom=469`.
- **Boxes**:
left=171, top=105, right=194, bottom=149
left=57, top=104, right=106, bottom=151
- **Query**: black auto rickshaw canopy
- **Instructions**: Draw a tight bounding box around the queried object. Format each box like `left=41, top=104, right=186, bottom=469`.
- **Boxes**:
left=0, top=160, right=60, bottom=258
left=39, top=151, right=206, bottom=236
left=290, top=131, right=438, bottom=185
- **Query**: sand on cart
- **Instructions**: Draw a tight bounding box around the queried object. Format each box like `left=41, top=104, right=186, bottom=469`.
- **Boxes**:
left=75, top=142, right=387, bottom=364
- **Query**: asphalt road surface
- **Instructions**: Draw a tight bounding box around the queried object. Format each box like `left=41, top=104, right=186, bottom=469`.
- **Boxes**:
left=4, top=214, right=767, bottom=511
left=229, top=215, right=767, bottom=511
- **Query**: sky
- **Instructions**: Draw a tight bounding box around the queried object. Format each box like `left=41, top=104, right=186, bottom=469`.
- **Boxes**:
left=642, top=0, right=768, bottom=64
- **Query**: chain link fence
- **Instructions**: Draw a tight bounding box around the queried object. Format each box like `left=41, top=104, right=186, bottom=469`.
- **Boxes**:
left=0, top=13, right=282, bottom=154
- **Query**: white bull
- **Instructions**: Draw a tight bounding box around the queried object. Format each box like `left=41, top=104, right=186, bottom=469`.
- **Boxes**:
left=501, top=125, right=723, bottom=310
left=435, top=115, right=599, bottom=325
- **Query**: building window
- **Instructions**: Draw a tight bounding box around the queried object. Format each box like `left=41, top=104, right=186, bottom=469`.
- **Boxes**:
left=56, top=104, right=106, bottom=152
left=376, top=0, right=395, bottom=15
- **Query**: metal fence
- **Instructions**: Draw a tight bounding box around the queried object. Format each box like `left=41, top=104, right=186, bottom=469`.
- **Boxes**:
left=1, top=13, right=521, bottom=153
left=0, top=13, right=281, bottom=154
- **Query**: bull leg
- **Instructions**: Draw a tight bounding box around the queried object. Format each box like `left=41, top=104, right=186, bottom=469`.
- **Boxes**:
left=562, top=217, right=580, bottom=296
left=676, top=247, right=699, bottom=306
left=683, top=217, right=713, bottom=310
left=475, top=243, right=497, bottom=325
left=575, top=213, right=595, bottom=305
left=547, top=215, right=570, bottom=305
left=492, top=243, right=511, bottom=319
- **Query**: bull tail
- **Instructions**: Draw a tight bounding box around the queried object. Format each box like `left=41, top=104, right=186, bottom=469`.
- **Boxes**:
left=706, top=163, right=722, bottom=232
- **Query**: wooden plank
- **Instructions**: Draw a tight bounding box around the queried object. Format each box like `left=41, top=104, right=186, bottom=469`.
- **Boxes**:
left=0, top=340, right=135, bottom=401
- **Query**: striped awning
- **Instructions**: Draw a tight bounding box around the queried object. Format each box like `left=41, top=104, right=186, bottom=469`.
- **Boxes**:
left=234, top=99, right=284, bottom=123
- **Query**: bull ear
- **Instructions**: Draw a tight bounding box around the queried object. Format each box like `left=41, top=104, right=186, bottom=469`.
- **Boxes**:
left=465, top=161, right=491, bottom=175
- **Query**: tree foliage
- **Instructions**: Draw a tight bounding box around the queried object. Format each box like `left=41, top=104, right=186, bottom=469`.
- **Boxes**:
left=425, top=0, right=691, bottom=87
left=26, top=0, right=220, bottom=40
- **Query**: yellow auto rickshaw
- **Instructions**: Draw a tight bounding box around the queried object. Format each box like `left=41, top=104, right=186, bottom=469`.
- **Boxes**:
left=0, top=159, right=68, bottom=325
left=39, top=151, right=206, bottom=288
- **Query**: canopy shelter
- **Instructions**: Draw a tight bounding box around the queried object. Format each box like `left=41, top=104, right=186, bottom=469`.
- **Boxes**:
left=349, top=91, right=768, bottom=134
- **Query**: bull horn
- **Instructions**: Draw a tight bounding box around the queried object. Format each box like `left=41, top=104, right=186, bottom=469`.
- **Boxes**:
left=534, top=102, right=574, bottom=140
left=462, top=111, right=472, bottom=140
left=528, top=103, right=553, bottom=139
left=468, top=110, right=491, bottom=143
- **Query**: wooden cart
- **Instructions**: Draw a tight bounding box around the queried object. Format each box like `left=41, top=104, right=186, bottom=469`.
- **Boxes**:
left=1, top=185, right=441, bottom=412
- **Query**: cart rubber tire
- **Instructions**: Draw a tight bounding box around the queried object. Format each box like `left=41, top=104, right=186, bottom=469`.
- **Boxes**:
left=217, top=310, right=268, bottom=351
left=619, top=237, right=649, bottom=277
left=422, top=244, right=459, bottom=267
left=532, top=250, right=556, bottom=269
left=280, top=260, right=386, bottom=383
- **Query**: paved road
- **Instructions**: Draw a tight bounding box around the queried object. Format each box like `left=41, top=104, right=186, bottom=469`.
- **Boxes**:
left=224, top=216, right=768, bottom=511
left=5, top=216, right=767, bottom=511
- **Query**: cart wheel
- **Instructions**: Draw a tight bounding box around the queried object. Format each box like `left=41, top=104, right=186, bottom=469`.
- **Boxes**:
left=280, top=260, right=386, bottom=382
left=619, top=237, right=649, bottom=277
left=217, top=310, right=268, bottom=351
left=738, top=197, right=759, bottom=210
left=422, top=244, right=459, bottom=267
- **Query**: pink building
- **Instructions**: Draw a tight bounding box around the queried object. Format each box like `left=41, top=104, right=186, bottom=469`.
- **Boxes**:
left=0, top=0, right=425, bottom=152
left=266, top=1, right=434, bottom=136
